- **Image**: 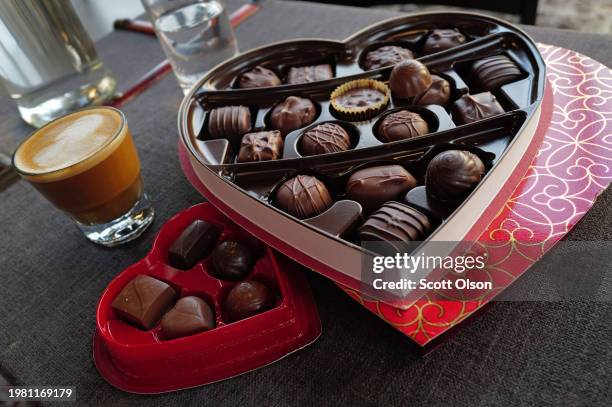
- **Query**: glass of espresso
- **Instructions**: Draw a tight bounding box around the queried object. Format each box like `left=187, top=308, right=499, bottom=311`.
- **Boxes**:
left=12, top=107, right=154, bottom=246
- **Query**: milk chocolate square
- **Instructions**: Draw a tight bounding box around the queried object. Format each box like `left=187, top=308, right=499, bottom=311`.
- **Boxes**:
left=112, top=275, right=177, bottom=330
left=168, top=220, right=221, bottom=270
left=287, top=64, right=333, bottom=84
left=237, top=131, right=283, bottom=162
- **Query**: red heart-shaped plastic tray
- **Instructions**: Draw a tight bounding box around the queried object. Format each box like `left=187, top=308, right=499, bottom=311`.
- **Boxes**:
left=93, top=203, right=321, bottom=393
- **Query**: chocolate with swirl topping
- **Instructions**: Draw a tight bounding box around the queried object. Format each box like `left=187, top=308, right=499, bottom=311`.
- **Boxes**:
left=276, top=175, right=333, bottom=219
left=347, top=165, right=417, bottom=212
left=451, top=92, right=504, bottom=124
left=425, top=150, right=486, bottom=201
left=377, top=110, right=429, bottom=142
left=270, top=96, right=317, bottom=136
left=301, top=123, right=351, bottom=156
left=359, top=202, right=432, bottom=251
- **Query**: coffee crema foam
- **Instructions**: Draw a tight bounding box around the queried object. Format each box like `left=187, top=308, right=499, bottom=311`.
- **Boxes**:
left=14, top=108, right=125, bottom=179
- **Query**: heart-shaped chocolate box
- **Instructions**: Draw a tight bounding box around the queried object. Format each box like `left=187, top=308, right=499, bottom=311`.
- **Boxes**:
left=178, top=13, right=546, bottom=307
left=94, top=203, right=320, bottom=393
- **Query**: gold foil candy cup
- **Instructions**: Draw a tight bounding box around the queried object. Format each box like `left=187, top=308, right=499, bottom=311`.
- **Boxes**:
left=330, top=79, right=390, bottom=121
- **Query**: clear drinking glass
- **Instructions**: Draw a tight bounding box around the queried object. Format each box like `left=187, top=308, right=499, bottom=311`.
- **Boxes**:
left=141, top=0, right=239, bottom=93
left=0, top=0, right=116, bottom=128
left=12, top=107, right=154, bottom=246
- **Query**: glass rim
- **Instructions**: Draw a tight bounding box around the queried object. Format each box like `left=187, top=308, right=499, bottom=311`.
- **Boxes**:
left=12, top=106, right=127, bottom=178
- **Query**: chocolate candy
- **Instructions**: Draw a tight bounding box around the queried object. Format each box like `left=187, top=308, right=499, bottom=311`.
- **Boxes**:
left=276, top=175, right=333, bottom=219
left=225, top=280, right=275, bottom=322
left=334, top=87, right=386, bottom=110
left=346, top=165, right=417, bottom=212
left=452, top=92, right=505, bottom=124
left=377, top=110, right=429, bottom=142
left=212, top=240, right=258, bottom=281
left=423, top=28, right=467, bottom=55
left=238, top=65, right=281, bottom=88
left=471, top=55, right=522, bottom=90
left=389, top=60, right=432, bottom=101
left=425, top=150, right=486, bottom=201
left=207, top=106, right=252, bottom=144
left=237, top=131, right=283, bottom=163
left=359, top=202, right=432, bottom=251
left=301, top=123, right=351, bottom=156
left=168, top=220, right=222, bottom=270
left=270, top=96, right=317, bottom=135
left=413, top=75, right=451, bottom=106
left=363, top=45, right=414, bottom=70
left=112, top=275, right=177, bottom=330
left=287, top=64, right=333, bottom=84
left=161, top=296, right=215, bottom=339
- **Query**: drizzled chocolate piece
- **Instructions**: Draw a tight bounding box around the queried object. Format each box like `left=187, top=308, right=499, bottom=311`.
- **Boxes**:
left=389, top=60, right=432, bottom=101
left=423, top=28, right=467, bottom=55
left=168, top=220, right=222, bottom=270
left=425, top=150, right=486, bottom=201
left=276, top=175, right=333, bottom=219
left=359, top=202, right=432, bottom=252
left=471, top=55, right=522, bottom=90
left=112, top=275, right=178, bottom=330
left=413, top=75, right=451, bottom=106
left=207, top=106, right=252, bottom=144
left=225, top=280, right=276, bottom=322
left=270, top=96, right=317, bottom=135
left=161, top=296, right=215, bottom=339
left=238, top=65, right=281, bottom=88
left=287, top=64, right=333, bottom=84
left=363, top=45, right=414, bottom=70
left=237, top=131, right=283, bottom=163
left=346, top=165, right=417, bottom=212
left=301, top=123, right=351, bottom=156
left=212, top=240, right=258, bottom=281
left=452, top=92, right=505, bottom=124
left=377, top=110, right=429, bottom=142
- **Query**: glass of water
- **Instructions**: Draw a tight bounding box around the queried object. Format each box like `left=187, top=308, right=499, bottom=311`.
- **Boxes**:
left=141, top=0, right=239, bottom=93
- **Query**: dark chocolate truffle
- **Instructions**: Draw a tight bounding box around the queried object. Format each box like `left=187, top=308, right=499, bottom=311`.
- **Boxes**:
left=413, top=75, right=451, bottom=106
left=237, top=131, right=283, bottom=163
left=359, top=202, right=432, bottom=252
left=212, top=240, right=258, bottom=281
left=207, top=106, right=252, bottom=144
left=270, top=96, right=317, bottom=135
left=287, top=64, right=333, bottom=84
left=377, top=110, right=429, bottom=142
left=363, top=45, right=414, bottom=70
left=471, top=55, right=522, bottom=90
left=168, top=220, right=221, bottom=270
left=239, top=65, right=281, bottom=88
left=389, top=60, right=432, bottom=101
left=425, top=150, right=486, bottom=201
left=346, top=165, right=417, bottom=212
left=452, top=92, right=505, bottom=124
left=276, top=175, right=333, bottom=219
left=301, top=123, right=351, bottom=156
left=423, top=28, right=467, bottom=55
left=161, top=296, right=215, bottom=339
left=225, top=280, right=275, bottom=322
left=112, top=275, right=177, bottom=330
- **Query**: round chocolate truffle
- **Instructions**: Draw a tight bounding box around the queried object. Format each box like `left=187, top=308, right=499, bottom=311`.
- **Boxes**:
left=270, top=96, right=317, bottom=135
left=212, top=240, right=258, bottom=281
left=389, top=60, right=432, bottom=101
left=363, top=45, right=414, bottom=70
left=346, top=165, right=417, bottom=212
left=425, top=150, right=486, bottom=201
left=225, top=280, right=275, bottom=322
left=276, top=175, right=333, bottom=219
left=301, top=123, right=351, bottom=156
left=423, top=28, right=467, bottom=55
left=238, top=65, right=281, bottom=88
left=413, top=75, right=451, bottom=106
left=377, top=110, right=429, bottom=142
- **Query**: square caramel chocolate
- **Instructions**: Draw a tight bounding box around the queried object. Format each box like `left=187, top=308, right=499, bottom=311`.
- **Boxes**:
left=111, top=275, right=177, bottom=330
left=287, top=64, right=333, bottom=84
left=237, top=131, right=283, bottom=162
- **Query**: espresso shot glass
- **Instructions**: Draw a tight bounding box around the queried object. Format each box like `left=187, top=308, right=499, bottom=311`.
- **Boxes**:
left=12, top=106, right=154, bottom=246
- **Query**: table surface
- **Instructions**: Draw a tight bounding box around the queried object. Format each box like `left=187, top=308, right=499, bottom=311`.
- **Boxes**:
left=1, top=1, right=610, bottom=406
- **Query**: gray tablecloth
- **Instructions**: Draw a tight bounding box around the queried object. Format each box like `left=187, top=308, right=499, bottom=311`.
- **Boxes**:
left=0, top=1, right=610, bottom=406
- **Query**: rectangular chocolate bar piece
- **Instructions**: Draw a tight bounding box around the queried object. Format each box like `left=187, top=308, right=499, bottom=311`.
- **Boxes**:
left=112, top=275, right=177, bottom=330
left=287, top=64, right=334, bottom=84
left=168, top=220, right=221, bottom=270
